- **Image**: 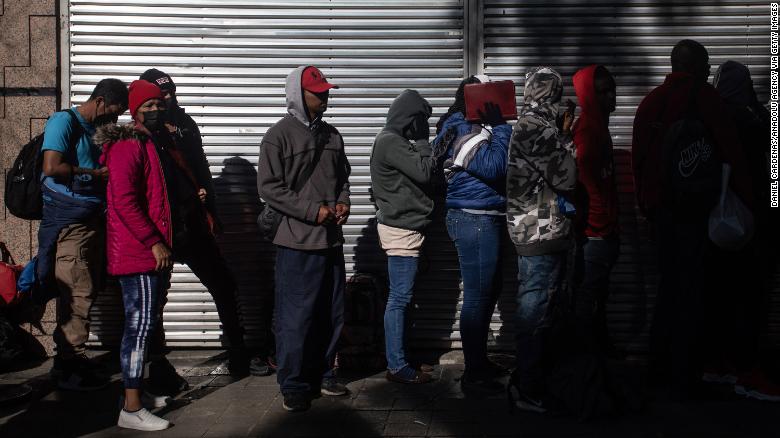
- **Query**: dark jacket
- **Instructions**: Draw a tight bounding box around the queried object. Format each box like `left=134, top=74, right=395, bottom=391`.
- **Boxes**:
left=572, top=65, right=619, bottom=238
left=370, top=90, right=434, bottom=231
left=506, top=67, right=577, bottom=256
left=168, top=106, right=219, bottom=223
left=433, top=112, right=512, bottom=212
left=257, top=66, right=351, bottom=250
left=35, top=179, right=103, bottom=301
left=632, top=72, right=752, bottom=218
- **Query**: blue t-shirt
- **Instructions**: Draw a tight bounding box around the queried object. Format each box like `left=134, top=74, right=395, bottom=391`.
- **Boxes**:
left=40, top=107, right=103, bottom=198
left=41, top=107, right=98, bottom=169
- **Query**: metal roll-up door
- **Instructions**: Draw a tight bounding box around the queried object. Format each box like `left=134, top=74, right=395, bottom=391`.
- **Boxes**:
left=67, top=0, right=466, bottom=348
left=483, top=0, right=773, bottom=353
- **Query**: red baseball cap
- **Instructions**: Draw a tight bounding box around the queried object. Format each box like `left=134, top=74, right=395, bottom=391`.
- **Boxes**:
left=301, top=66, right=339, bottom=93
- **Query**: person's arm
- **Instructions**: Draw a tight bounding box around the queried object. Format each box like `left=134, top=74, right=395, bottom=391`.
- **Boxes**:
left=107, top=141, right=164, bottom=249
left=464, top=123, right=512, bottom=182
left=574, top=125, right=602, bottom=202
left=257, top=138, right=321, bottom=223
left=41, top=113, right=106, bottom=181
left=701, top=88, right=754, bottom=208
left=537, top=126, right=577, bottom=192
left=382, top=137, right=434, bottom=186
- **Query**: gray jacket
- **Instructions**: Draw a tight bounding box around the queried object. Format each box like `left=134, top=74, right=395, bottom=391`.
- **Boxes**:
left=257, top=66, right=351, bottom=250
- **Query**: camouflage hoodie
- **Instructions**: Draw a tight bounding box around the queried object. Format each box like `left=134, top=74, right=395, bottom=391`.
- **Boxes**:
left=506, top=67, right=577, bottom=256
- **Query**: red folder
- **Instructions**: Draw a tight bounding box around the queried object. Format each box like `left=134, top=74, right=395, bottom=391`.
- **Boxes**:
left=464, top=80, right=518, bottom=122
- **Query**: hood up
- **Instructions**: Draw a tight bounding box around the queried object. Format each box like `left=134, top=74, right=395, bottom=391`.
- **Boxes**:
left=572, top=64, right=606, bottom=128
left=385, top=89, right=433, bottom=139
left=521, top=66, right=564, bottom=122
left=286, top=65, right=314, bottom=126
left=714, top=60, right=758, bottom=108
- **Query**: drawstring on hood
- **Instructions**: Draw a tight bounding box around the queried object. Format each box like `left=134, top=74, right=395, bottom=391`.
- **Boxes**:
left=522, top=66, right=564, bottom=123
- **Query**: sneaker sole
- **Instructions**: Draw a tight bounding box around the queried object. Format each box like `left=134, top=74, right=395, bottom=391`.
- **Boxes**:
left=734, top=385, right=780, bottom=402
left=514, top=399, right=547, bottom=413
left=282, top=403, right=309, bottom=412
left=702, top=373, right=738, bottom=385
left=320, top=388, right=348, bottom=397
left=117, top=420, right=171, bottom=431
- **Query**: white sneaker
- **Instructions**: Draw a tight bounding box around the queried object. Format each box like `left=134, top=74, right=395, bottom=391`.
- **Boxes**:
left=119, top=392, right=172, bottom=410
left=117, top=408, right=171, bottom=431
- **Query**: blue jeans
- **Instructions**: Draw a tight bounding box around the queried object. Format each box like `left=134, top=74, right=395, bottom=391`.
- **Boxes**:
left=384, top=256, right=419, bottom=373
left=274, top=246, right=345, bottom=395
left=446, top=209, right=504, bottom=376
left=119, top=272, right=164, bottom=389
left=515, top=252, right=568, bottom=393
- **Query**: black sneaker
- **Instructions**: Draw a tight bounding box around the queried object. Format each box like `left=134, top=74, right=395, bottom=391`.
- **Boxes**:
left=249, top=356, right=274, bottom=377
left=320, top=378, right=349, bottom=396
left=460, top=372, right=504, bottom=395
left=149, top=358, right=190, bottom=396
left=282, top=392, right=311, bottom=412
left=227, top=349, right=250, bottom=378
left=57, top=368, right=109, bottom=392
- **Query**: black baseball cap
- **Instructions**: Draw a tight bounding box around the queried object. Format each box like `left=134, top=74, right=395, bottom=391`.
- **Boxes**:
left=139, top=68, right=176, bottom=92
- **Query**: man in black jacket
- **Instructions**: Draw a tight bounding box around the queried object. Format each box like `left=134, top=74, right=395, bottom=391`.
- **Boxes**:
left=139, top=69, right=250, bottom=393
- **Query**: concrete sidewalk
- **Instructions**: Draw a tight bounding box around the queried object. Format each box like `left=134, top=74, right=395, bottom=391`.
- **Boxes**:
left=0, top=350, right=776, bottom=438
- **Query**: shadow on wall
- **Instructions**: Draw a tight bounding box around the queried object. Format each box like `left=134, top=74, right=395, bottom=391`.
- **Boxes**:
left=213, top=156, right=276, bottom=355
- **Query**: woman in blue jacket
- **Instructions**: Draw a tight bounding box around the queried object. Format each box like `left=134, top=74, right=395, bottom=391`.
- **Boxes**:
left=433, top=75, right=512, bottom=394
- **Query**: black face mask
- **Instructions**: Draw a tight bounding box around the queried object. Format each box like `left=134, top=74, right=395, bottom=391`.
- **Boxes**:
left=93, top=100, right=118, bottom=127
left=141, top=109, right=166, bottom=133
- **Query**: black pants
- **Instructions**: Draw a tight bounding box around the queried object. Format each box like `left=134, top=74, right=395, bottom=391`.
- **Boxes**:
left=650, top=209, right=712, bottom=389
left=150, top=233, right=245, bottom=356
left=573, top=236, right=620, bottom=353
left=274, top=246, right=345, bottom=395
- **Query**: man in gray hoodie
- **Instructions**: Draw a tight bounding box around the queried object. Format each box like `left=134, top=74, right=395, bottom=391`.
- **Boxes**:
left=370, top=89, right=434, bottom=384
left=257, top=66, right=351, bottom=412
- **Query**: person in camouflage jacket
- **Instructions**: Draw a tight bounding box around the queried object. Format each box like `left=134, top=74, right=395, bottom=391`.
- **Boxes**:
left=505, top=66, right=577, bottom=413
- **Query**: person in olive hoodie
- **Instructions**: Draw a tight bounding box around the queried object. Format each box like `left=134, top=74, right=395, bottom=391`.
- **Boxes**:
left=370, top=89, right=434, bottom=384
left=257, top=66, right=351, bottom=413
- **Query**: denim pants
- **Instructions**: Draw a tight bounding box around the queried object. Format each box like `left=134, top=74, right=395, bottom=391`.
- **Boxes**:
left=446, top=209, right=504, bottom=376
left=119, top=272, right=164, bottom=389
left=274, top=246, right=345, bottom=395
left=384, top=255, right=419, bottom=373
left=574, top=236, right=620, bottom=351
left=515, top=251, right=568, bottom=393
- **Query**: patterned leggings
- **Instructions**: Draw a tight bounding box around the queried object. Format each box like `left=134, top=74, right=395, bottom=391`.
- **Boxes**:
left=119, top=272, right=163, bottom=389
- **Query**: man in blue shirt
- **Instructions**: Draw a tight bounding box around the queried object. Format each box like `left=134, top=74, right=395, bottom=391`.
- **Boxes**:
left=40, top=78, right=128, bottom=391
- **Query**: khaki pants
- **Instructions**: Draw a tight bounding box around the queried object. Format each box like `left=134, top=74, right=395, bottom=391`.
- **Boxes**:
left=52, top=215, right=105, bottom=359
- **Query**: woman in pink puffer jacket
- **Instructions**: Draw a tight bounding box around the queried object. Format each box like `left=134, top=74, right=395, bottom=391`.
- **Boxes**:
left=95, top=80, right=173, bottom=432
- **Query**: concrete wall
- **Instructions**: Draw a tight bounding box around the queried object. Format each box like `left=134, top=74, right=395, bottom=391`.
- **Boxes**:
left=1, top=0, right=59, bottom=356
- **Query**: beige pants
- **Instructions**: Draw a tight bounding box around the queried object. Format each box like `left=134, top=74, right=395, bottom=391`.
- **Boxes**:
left=53, top=215, right=105, bottom=359
left=377, top=223, right=425, bottom=257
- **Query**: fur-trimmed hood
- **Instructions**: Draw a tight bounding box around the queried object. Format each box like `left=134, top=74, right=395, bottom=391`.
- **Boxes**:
left=93, top=122, right=146, bottom=146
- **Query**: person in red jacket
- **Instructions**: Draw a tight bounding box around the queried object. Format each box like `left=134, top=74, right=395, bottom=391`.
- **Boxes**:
left=572, top=65, right=620, bottom=356
left=97, top=80, right=174, bottom=431
left=631, top=40, right=752, bottom=398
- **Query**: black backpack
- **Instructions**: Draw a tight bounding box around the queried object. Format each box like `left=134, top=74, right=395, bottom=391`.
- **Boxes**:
left=4, top=110, right=82, bottom=220
left=661, top=84, right=722, bottom=210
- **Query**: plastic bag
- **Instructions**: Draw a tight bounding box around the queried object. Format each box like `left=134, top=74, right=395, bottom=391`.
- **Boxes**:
left=708, top=164, right=754, bottom=251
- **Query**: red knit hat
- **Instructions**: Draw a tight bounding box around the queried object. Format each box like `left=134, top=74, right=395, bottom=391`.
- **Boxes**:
left=129, top=80, right=163, bottom=118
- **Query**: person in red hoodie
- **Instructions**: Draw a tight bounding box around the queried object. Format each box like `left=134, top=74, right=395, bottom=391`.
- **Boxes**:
left=632, top=40, right=752, bottom=398
left=572, top=65, right=620, bottom=356
left=96, top=80, right=174, bottom=431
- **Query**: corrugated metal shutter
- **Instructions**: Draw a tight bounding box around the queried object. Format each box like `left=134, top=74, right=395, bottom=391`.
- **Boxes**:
left=67, top=0, right=467, bottom=348
left=483, top=0, right=774, bottom=353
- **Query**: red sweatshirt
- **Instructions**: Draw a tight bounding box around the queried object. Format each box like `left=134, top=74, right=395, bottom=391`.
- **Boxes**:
left=573, top=65, right=619, bottom=238
left=632, top=72, right=752, bottom=218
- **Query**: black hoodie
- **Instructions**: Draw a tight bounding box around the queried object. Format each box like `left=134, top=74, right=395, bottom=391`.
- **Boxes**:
left=370, top=89, right=434, bottom=231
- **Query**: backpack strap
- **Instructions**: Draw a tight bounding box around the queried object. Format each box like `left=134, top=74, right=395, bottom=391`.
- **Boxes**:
left=62, top=108, right=84, bottom=167
left=0, top=242, right=15, bottom=265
